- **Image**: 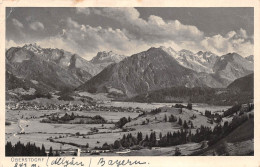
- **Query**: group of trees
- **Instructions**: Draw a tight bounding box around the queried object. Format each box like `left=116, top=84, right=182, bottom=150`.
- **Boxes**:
left=108, top=110, right=253, bottom=150
left=130, top=85, right=253, bottom=106
left=6, top=142, right=47, bottom=156
left=41, top=113, right=107, bottom=124
left=151, top=108, right=162, bottom=115
left=168, top=114, right=178, bottom=122
left=205, top=110, right=212, bottom=118
left=58, top=95, right=74, bottom=101
left=223, top=104, right=241, bottom=117
left=116, top=116, right=131, bottom=128
left=131, top=86, right=216, bottom=103
left=41, top=113, right=76, bottom=123
left=204, top=110, right=222, bottom=124
left=5, top=141, right=62, bottom=156
left=177, top=117, right=194, bottom=129
left=174, top=103, right=192, bottom=110
left=113, top=133, right=139, bottom=149
left=21, top=91, right=52, bottom=100
left=208, top=113, right=253, bottom=146
left=60, top=112, right=76, bottom=121
left=248, top=103, right=254, bottom=111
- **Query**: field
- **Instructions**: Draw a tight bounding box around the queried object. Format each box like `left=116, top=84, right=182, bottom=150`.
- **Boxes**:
left=102, top=101, right=231, bottom=112
left=5, top=108, right=139, bottom=150
left=5, top=101, right=240, bottom=155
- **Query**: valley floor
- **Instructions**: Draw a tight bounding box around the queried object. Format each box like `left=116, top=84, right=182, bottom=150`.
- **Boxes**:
left=5, top=101, right=253, bottom=156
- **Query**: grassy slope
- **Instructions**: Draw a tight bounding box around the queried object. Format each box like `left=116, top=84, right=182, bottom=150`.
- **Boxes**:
left=192, top=117, right=254, bottom=156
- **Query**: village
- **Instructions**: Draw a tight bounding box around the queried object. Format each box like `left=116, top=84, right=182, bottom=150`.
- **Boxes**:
left=6, top=101, right=144, bottom=113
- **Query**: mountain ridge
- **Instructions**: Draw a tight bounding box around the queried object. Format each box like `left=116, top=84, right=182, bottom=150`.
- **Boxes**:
left=76, top=47, right=227, bottom=96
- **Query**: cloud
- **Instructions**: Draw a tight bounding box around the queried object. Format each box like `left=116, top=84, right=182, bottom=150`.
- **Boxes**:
left=6, top=39, right=22, bottom=49
left=200, top=28, right=253, bottom=56
left=37, top=15, right=253, bottom=59
left=8, top=8, right=253, bottom=58
left=12, top=18, right=24, bottom=28
left=29, top=21, right=45, bottom=31
left=93, top=8, right=204, bottom=44
left=76, top=8, right=90, bottom=15
left=26, top=16, right=33, bottom=22
left=35, top=17, right=150, bottom=60
left=91, top=8, right=253, bottom=57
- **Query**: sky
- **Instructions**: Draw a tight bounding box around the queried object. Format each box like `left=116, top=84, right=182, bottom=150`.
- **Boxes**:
left=6, top=7, right=254, bottom=60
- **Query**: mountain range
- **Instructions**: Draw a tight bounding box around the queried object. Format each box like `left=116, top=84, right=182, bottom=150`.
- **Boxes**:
left=6, top=44, right=254, bottom=100
left=77, top=47, right=253, bottom=97
left=6, top=44, right=125, bottom=92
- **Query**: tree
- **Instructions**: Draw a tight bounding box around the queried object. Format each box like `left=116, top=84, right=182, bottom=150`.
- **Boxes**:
left=148, top=132, right=157, bottom=147
left=205, top=110, right=212, bottom=117
left=128, top=116, right=131, bottom=122
left=183, top=120, right=189, bottom=129
left=190, top=121, right=194, bottom=128
left=5, top=142, right=13, bottom=156
left=164, top=114, right=168, bottom=122
left=71, top=112, right=75, bottom=119
left=187, top=103, right=192, bottom=110
left=41, top=144, right=46, bottom=156
left=55, top=150, right=60, bottom=156
left=175, top=147, right=181, bottom=156
left=116, top=117, right=128, bottom=128
left=145, top=134, right=149, bottom=141
left=169, top=115, right=176, bottom=122
left=113, top=140, right=121, bottom=149
left=49, top=147, right=53, bottom=156
left=146, top=118, right=150, bottom=124
left=86, top=143, right=89, bottom=148
left=6, top=141, right=46, bottom=156
left=102, top=142, right=111, bottom=150
left=178, top=117, right=183, bottom=126
left=137, top=132, right=143, bottom=143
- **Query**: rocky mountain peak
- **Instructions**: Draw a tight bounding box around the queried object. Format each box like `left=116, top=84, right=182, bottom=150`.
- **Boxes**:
left=23, top=43, right=43, bottom=53
left=159, top=46, right=177, bottom=55
left=91, top=51, right=125, bottom=64
left=178, top=49, right=194, bottom=56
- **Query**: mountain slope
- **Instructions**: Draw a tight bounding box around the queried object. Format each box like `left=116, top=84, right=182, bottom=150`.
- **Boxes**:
left=76, top=47, right=224, bottom=96
left=90, top=51, right=125, bottom=75
left=245, top=55, right=254, bottom=63
left=6, top=44, right=93, bottom=91
left=6, top=70, right=52, bottom=101
left=91, top=51, right=125, bottom=64
left=213, top=53, right=253, bottom=82
left=129, top=73, right=253, bottom=105
left=23, top=43, right=96, bottom=77
left=227, top=73, right=254, bottom=92
left=201, top=116, right=254, bottom=156
left=161, top=47, right=219, bottom=73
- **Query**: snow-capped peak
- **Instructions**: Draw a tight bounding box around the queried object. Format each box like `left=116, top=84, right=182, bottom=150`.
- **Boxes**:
left=23, top=43, right=43, bottom=54
left=178, top=49, right=194, bottom=56
left=91, top=51, right=125, bottom=64
left=159, top=46, right=179, bottom=60
left=159, top=46, right=176, bottom=54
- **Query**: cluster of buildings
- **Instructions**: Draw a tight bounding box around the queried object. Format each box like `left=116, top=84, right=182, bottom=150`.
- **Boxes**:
left=6, top=102, right=144, bottom=113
